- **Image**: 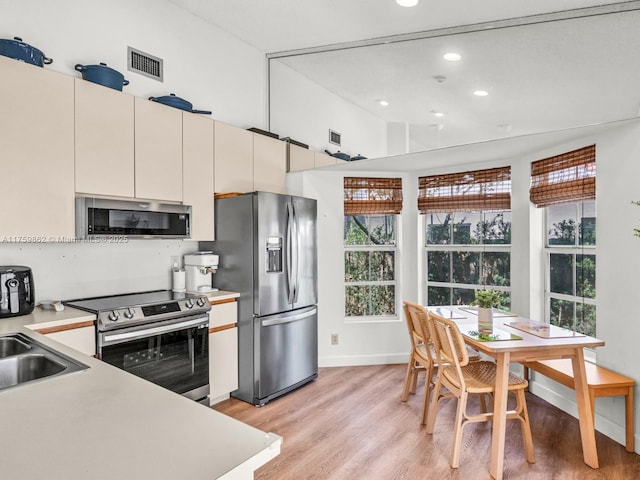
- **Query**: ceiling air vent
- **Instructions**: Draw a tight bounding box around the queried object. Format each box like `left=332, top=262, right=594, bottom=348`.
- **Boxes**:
left=127, top=46, right=163, bottom=82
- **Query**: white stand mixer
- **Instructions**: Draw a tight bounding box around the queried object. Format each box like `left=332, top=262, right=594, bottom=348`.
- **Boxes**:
left=184, top=252, right=219, bottom=293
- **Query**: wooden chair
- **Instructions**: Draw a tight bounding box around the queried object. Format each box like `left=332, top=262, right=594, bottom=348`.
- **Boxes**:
left=401, top=301, right=437, bottom=425
left=401, top=301, right=480, bottom=425
left=425, top=312, right=535, bottom=469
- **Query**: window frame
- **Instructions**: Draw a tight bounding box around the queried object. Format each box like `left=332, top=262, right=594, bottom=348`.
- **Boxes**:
left=543, top=201, right=596, bottom=337
left=343, top=214, right=401, bottom=323
left=423, top=210, right=512, bottom=307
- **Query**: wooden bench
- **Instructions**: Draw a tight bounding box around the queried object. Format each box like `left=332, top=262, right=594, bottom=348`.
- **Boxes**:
left=523, top=358, right=635, bottom=452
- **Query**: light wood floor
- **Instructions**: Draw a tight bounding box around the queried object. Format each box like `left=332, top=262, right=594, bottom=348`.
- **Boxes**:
left=213, top=364, right=640, bottom=480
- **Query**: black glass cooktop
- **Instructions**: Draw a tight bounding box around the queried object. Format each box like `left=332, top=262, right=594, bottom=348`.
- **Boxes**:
left=64, top=290, right=200, bottom=313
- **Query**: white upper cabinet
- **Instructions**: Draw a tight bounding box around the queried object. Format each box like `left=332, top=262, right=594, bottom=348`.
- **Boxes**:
left=0, top=56, right=75, bottom=238
left=314, top=151, right=337, bottom=168
left=253, top=134, right=287, bottom=194
left=214, top=121, right=254, bottom=194
left=288, top=144, right=315, bottom=172
left=183, top=113, right=215, bottom=241
left=134, top=98, right=183, bottom=202
left=74, top=78, right=135, bottom=198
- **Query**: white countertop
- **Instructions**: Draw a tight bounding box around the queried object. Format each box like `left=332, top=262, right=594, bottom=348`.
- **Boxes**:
left=3, top=304, right=95, bottom=331
left=0, top=297, right=281, bottom=480
left=191, top=290, right=240, bottom=303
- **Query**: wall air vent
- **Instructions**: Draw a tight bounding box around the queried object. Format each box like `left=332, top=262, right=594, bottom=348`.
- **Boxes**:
left=127, top=46, right=163, bottom=82
left=329, top=129, right=341, bottom=146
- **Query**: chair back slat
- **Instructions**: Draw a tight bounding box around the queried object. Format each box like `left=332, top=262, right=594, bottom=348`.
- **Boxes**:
left=403, top=301, right=435, bottom=363
left=429, top=312, right=470, bottom=367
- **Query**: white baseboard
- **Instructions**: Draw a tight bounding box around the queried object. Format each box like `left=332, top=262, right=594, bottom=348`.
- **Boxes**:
left=319, top=353, right=407, bottom=367
left=529, top=379, right=636, bottom=453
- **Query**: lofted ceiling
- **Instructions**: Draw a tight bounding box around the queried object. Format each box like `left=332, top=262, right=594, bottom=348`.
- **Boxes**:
left=168, top=0, right=640, bottom=154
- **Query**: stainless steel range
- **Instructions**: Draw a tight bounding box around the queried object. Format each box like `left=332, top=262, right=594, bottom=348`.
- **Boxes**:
left=65, top=290, right=211, bottom=403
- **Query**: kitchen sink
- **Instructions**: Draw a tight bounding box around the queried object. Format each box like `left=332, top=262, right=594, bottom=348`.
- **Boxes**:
left=0, top=336, right=31, bottom=358
left=0, top=333, right=89, bottom=392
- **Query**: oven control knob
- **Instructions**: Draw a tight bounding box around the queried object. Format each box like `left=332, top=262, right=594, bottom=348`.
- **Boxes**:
left=108, top=310, right=120, bottom=322
left=124, top=308, right=135, bottom=319
left=196, top=297, right=206, bottom=307
left=185, top=299, right=194, bottom=309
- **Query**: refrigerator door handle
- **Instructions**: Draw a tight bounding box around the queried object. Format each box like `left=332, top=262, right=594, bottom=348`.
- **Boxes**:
left=286, top=200, right=295, bottom=305
left=261, top=307, right=317, bottom=326
left=292, top=202, right=300, bottom=304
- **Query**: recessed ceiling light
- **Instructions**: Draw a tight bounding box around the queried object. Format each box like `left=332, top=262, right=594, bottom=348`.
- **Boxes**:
left=443, top=53, right=461, bottom=62
left=378, top=99, right=389, bottom=106
left=397, top=0, right=419, bottom=7
left=431, top=110, right=444, bottom=117
left=473, top=90, right=489, bottom=97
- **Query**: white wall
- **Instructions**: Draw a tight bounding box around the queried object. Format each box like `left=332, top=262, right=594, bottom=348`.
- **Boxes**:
left=269, top=61, right=387, bottom=159
left=0, top=0, right=266, bottom=128
left=0, top=240, right=199, bottom=301
left=288, top=169, right=414, bottom=367
left=522, top=121, right=640, bottom=450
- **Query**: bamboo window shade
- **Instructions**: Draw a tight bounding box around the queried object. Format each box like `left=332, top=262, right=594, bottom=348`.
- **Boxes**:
left=343, top=177, right=403, bottom=215
left=417, top=167, right=511, bottom=214
left=530, top=145, right=596, bottom=208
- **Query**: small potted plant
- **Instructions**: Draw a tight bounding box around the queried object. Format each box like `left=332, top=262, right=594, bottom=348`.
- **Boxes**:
left=471, top=289, right=504, bottom=332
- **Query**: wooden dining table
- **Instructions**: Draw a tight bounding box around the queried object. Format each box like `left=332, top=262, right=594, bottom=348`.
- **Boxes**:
left=432, top=306, right=605, bottom=480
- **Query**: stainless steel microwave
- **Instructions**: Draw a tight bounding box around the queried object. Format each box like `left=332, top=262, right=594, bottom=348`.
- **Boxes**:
left=76, top=197, right=192, bottom=239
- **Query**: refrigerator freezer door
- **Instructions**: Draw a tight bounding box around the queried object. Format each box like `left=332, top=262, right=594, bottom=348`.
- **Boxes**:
left=257, top=306, right=318, bottom=403
left=255, top=192, right=292, bottom=316
left=291, top=195, right=318, bottom=310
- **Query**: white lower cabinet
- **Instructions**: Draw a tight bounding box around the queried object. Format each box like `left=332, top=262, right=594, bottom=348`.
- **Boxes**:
left=45, top=326, right=96, bottom=357
left=209, top=301, right=239, bottom=405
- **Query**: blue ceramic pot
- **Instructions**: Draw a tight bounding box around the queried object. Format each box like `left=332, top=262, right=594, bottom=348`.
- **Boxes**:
left=0, top=37, right=52, bottom=67
left=75, top=63, right=129, bottom=91
left=149, top=94, right=212, bottom=114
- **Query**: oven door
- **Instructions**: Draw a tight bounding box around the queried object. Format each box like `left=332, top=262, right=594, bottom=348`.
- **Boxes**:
left=98, top=314, right=209, bottom=402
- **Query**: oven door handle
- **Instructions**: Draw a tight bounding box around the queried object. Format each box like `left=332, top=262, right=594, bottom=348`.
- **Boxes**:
left=102, top=317, right=208, bottom=345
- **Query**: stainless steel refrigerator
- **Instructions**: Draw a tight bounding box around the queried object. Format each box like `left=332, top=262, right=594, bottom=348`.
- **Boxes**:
left=201, top=191, right=318, bottom=405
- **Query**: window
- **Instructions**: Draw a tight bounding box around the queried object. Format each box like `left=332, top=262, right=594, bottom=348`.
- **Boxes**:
left=531, top=145, right=596, bottom=336
left=420, top=167, right=511, bottom=306
left=545, top=201, right=596, bottom=336
left=343, top=177, right=402, bottom=319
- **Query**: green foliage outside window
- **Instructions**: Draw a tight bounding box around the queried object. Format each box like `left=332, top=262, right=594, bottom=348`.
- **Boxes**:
left=546, top=202, right=596, bottom=337
left=426, top=211, right=511, bottom=307
left=344, top=215, right=397, bottom=317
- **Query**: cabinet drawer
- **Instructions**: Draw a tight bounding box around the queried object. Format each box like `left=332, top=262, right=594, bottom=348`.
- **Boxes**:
left=209, top=301, right=237, bottom=328
left=46, top=326, right=96, bottom=357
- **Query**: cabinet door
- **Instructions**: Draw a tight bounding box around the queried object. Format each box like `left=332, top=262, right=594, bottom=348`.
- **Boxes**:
left=253, top=134, right=287, bottom=194
left=134, top=98, right=183, bottom=202
left=209, top=327, right=238, bottom=404
left=75, top=79, right=135, bottom=197
left=0, top=56, right=75, bottom=238
left=47, top=327, right=96, bottom=357
left=209, top=301, right=238, bottom=404
left=183, top=113, right=215, bottom=240
left=314, top=151, right=337, bottom=168
left=288, top=144, right=314, bottom=172
left=214, top=121, right=254, bottom=193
